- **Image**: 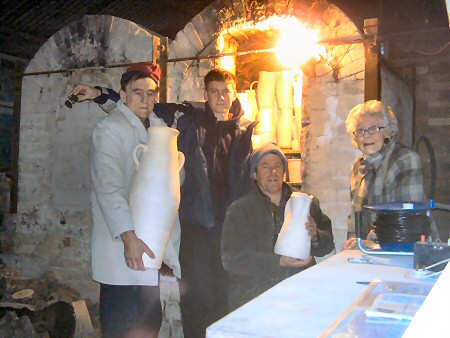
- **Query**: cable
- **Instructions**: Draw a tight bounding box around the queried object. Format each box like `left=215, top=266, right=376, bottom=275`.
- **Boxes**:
left=422, top=270, right=442, bottom=278
left=316, top=43, right=356, bottom=78
left=415, top=41, right=450, bottom=56
left=374, top=211, right=430, bottom=243
left=386, top=41, right=450, bottom=56
left=422, top=258, right=450, bottom=271
left=412, top=269, right=442, bottom=279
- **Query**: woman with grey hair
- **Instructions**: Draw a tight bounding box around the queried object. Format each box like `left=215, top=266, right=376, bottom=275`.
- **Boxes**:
left=342, top=100, right=425, bottom=249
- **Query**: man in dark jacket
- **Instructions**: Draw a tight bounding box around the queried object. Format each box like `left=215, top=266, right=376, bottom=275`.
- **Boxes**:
left=156, top=70, right=256, bottom=336
left=221, top=142, right=335, bottom=311
left=71, top=69, right=256, bottom=337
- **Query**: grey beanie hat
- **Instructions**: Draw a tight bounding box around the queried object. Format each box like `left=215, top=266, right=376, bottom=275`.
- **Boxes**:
left=249, top=142, right=288, bottom=178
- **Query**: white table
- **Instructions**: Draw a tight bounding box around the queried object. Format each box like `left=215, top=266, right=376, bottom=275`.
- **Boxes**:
left=206, top=250, right=425, bottom=338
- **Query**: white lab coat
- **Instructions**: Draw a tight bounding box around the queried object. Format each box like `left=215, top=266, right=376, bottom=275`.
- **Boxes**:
left=90, top=100, right=181, bottom=285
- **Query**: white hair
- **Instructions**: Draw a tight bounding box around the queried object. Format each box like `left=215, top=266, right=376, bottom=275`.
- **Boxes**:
left=345, top=100, right=399, bottom=147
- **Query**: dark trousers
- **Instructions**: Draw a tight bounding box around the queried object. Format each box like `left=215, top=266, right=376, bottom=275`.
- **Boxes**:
left=99, top=283, right=162, bottom=338
left=179, top=222, right=229, bottom=338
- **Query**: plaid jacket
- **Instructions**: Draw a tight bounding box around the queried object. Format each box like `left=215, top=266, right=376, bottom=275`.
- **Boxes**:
left=349, top=140, right=425, bottom=234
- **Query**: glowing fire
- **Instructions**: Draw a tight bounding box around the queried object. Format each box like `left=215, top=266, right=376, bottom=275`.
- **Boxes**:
left=272, top=17, right=325, bottom=68
left=219, top=15, right=325, bottom=69
left=217, top=15, right=325, bottom=151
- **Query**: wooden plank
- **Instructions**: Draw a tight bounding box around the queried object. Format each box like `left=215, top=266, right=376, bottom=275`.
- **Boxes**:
left=364, top=18, right=380, bottom=101
left=72, top=300, right=96, bottom=337
left=9, top=60, right=23, bottom=213
left=157, top=36, right=169, bottom=103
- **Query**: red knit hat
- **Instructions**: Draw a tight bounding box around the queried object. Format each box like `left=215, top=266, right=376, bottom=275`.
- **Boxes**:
left=120, top=62, right=161, bottom=87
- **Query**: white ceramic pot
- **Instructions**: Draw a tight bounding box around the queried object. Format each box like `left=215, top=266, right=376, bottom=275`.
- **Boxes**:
left=255, top=107, right=276, bottom=135
left=237, top=82, right=260, bottom=122
left=293, top=70, right=303, bottom=119
left=129, top=126, right=185, bottom=269
left=251, top=131, right=276, bottom=149
left=276, top=108, right=293, bottom=148
left=256, top=71, right=276, bottom=109
left=246, top=81, right=259, bottom=121
left=275, top=70, right=294, bottom=148
left=291, top=116, right=302, bottom=150
left=274, top=192, right=312, bottom=259
left=236, top=92, right=258, bottom=122
left=293, top=71, right=303, bottom=149
left=276, top=70, right=294, bottom=109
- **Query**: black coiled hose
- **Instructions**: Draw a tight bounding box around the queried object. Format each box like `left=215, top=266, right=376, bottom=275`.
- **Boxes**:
left=374, top=211, right=430, bottom=243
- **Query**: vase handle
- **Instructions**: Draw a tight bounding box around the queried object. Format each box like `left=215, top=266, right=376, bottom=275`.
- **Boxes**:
left=177, top=151, right=185, bottom=171
left=133, top=144, right=147, bottom=167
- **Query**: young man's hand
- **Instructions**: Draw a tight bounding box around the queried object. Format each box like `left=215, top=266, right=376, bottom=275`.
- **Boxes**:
left=70, top=84, right=101, bottom=102
left=120, top=230, right=155, bottom=271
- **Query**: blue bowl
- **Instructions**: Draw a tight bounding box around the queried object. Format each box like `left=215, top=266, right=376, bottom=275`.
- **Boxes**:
left=379, top=242, right=415, bottom=252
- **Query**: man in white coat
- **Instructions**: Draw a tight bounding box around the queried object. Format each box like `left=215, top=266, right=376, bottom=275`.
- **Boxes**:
left=90, top=62, right=180, bottom=338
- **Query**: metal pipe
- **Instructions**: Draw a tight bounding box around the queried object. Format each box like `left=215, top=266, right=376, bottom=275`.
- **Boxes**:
left=22, top=62, right=134, bottom=77
left=166, top=48, right=276, bottom=63
left=21, top=37, right=366, bottom=77
left=357, top=238, right=414, bottom=256
left=166, top=38, right=365, bottom=63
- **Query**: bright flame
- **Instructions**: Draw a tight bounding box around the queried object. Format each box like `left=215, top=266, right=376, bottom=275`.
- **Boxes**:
left=273, top=17, right=325, bottom=68
left=218, top=56, right=236, bottom=74
left=220, top=15, right=325, bottom=69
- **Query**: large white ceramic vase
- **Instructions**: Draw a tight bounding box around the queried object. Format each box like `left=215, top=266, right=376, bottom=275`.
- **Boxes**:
left=274, top=192, right=312, bottom=260
left=275, top=70, right=294, bottom=148
left=255, top=71, right=277, bottom=136
left=129, top=126, right=185, bottom=269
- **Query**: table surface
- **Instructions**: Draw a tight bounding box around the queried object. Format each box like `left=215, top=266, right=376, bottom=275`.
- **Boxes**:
left=206, top=250, right=427, bottom=338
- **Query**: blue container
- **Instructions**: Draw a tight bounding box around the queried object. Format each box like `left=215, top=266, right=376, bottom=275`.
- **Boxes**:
left=379, top=242, right=415, bottom=252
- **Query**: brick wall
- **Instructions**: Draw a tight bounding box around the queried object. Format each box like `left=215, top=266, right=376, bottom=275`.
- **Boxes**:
left=381, top=66, right=414, bottom=146
left=384, top=28, right=449, bottom=239
left=3, top=1, right=442, bottom=336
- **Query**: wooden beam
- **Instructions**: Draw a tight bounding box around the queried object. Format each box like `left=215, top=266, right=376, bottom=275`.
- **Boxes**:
left=157, top=36, right=169, bottom=103
left=10, top=61, right=23, bottom=214
left=364, top=18, right=380, bottom=101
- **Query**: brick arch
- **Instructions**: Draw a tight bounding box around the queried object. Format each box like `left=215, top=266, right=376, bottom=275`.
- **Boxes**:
left=15, top=15, right=160, bottom=301
left=26, top=15, right=157, bottom=73
left=21, top=14, right=159, bottom=212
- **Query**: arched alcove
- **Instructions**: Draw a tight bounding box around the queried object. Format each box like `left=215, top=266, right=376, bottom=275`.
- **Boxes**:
left=12, top=15, right=160, bottom=301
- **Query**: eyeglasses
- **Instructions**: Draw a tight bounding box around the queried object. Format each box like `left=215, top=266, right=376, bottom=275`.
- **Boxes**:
left=353, top=126, right=386, bottom=137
